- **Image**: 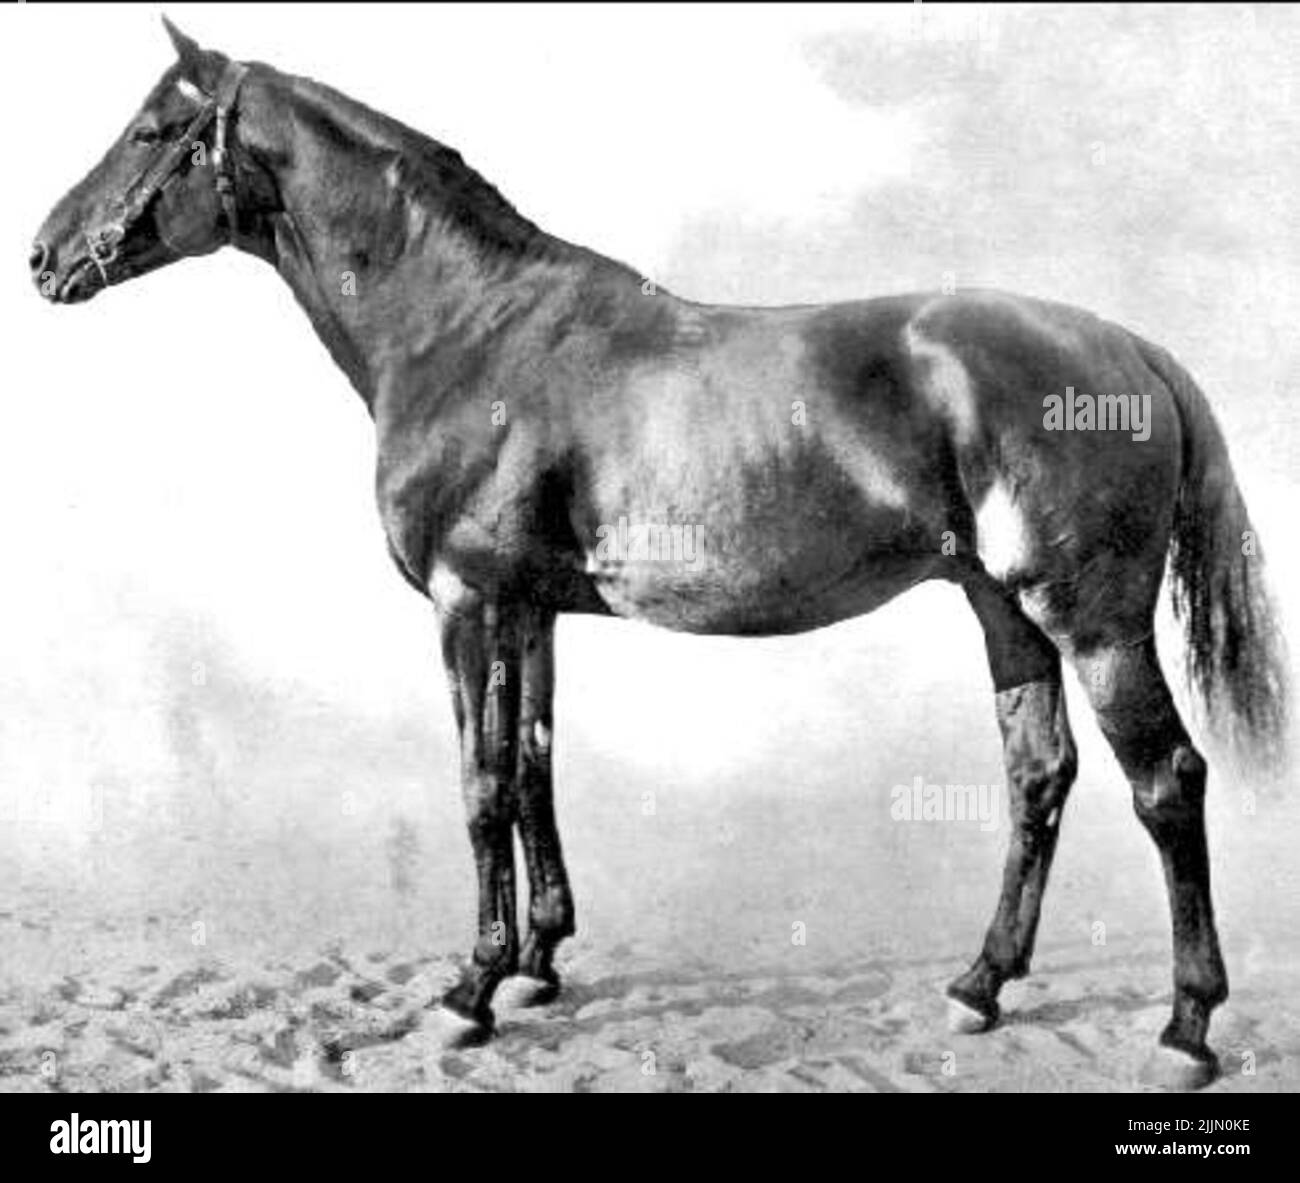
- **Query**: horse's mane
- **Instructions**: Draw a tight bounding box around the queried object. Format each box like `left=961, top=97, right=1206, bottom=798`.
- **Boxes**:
left=280, top=70, right=559, bottom=260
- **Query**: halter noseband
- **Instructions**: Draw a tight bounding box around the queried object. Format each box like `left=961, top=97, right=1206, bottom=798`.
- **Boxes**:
left=85, top=59, right=249, bottom=285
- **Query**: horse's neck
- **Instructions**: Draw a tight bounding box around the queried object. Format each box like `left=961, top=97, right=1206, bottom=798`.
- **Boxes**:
left=247, top=73, right=624, bottom=411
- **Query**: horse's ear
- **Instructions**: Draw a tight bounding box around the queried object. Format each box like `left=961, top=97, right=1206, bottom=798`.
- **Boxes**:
left=162, top=15, right=204, bottom=75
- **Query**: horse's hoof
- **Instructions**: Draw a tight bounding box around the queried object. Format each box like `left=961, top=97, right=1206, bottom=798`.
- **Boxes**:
left=421, top=1003, right=493, bottom=1050
left=1139, top=1042, right=1219, bottom=1091
left=496, top=974, right=560, bottom=1010
left=946, top=992, right=999, bottom=1034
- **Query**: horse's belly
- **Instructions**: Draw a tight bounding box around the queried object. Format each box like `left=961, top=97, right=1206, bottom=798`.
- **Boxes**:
left=590, top=575, right=927, bottom=635
left=581, top=521, right=936, bottom=635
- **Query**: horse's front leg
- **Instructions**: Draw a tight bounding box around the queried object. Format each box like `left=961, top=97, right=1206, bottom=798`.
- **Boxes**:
left=430, top=582, right=523, bottom=1045
left=503, top=605, right=575, bottom=1006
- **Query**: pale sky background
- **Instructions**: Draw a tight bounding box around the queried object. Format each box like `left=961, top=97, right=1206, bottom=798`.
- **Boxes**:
left=1, top=5, right=1296, bottom=973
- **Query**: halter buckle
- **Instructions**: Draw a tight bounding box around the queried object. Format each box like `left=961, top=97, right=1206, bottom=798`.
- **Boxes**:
left=85, top=222, right=124, bottom=284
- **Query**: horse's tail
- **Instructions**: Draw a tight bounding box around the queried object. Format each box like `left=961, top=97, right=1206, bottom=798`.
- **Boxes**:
left=1136, top=335, right=1289, bottom=774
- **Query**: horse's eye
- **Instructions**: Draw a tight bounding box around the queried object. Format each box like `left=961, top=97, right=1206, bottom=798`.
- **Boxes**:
left=130, top=125, right=162, bottom=146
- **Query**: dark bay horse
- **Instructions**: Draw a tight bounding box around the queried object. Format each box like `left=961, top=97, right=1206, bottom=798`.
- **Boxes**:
left=32, top=20, right=1287, bottom=1088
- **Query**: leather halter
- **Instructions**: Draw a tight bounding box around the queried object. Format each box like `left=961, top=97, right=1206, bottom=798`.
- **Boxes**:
left=85, top=59, right=249, bottom=285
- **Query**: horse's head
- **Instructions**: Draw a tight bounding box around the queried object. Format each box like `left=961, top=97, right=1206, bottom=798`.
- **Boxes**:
left=31, top=18, right=252, bottom=304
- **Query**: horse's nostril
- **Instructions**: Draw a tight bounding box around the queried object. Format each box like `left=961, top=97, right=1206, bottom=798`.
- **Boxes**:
left=30, top=241, right=49, bottom=274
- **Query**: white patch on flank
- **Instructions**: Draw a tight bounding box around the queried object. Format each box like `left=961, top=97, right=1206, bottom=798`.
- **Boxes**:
left=904, top=322, right=977, bottom=445
left=975, top=482, right=1033, bottom=581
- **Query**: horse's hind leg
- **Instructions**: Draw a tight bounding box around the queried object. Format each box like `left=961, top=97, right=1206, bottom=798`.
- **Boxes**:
left=1074, top=636, right=1227, bottom=1089
left=947, top=574, right=1078, bottom=1032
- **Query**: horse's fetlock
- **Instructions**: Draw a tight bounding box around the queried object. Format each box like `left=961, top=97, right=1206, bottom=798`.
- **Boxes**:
left=530, top=884, right=575, bottom=938
left=473, top=929, right=519, bottom=973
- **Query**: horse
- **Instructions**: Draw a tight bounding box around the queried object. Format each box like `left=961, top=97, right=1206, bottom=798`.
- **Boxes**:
left=31, top=19, right=1287, bottom=1089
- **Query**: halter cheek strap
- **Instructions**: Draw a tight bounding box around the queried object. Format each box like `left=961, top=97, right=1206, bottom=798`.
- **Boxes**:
left=85, top=59, right=250, bottom=286
left=211, top=62, right=250, bottom=241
